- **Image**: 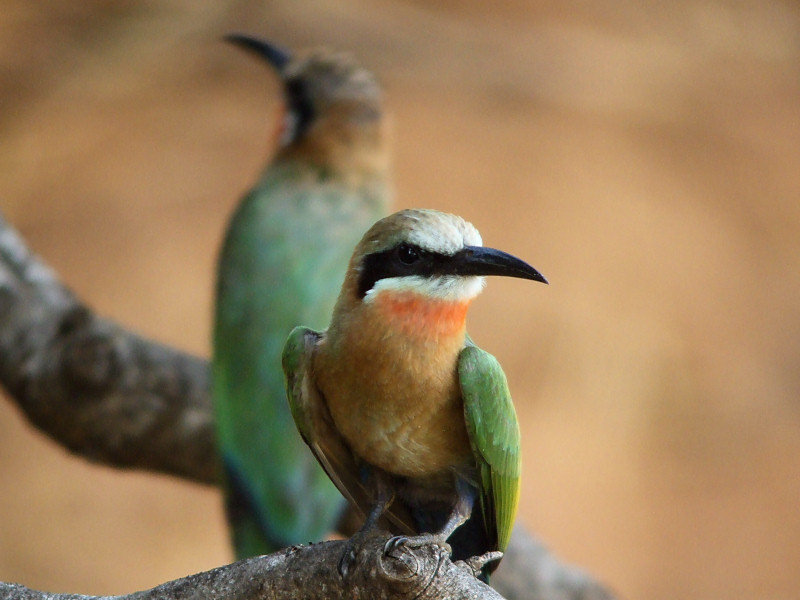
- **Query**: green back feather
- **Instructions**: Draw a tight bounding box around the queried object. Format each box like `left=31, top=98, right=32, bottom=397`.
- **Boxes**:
left=213, top=161, right=386, bottom=555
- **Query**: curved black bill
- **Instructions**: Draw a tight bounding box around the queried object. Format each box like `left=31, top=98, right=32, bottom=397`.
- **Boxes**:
left=451, top=246, right=548, bottom=284
left=224, top=33, right=291, bottom=72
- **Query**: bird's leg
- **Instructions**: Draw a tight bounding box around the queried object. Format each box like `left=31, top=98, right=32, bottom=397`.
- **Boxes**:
left=437, top=478, right=475, bottom=539
left=384, top=478, right=475, bottom=555
left=338, top=469, right=394, bottom=578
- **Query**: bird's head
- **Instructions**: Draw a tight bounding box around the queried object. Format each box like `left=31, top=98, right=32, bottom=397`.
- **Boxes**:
left=225, top=34, right=386, bottom=171
left=328, top=210, right=546, bottom=339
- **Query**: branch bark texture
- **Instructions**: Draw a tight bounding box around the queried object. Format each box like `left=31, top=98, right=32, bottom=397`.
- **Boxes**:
left=0, top=213, right=216, bottom=484
left=0, top=212, right=615, bottom=600
left=0, top=532, right=504, bottom=600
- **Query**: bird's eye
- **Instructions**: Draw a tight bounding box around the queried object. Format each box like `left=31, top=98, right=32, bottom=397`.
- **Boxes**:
left=397, top=243, right=420, bottom=265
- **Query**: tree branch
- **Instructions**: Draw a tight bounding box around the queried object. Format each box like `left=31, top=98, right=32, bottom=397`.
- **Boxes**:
left=0, top=212, right=615, bottom=600
left=0, top=531, right=504, bottom=600
left=0, top=212, right=216, bottom=484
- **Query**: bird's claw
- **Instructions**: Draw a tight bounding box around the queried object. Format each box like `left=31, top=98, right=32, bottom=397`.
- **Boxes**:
left=463, top=551, right=503, bottom=577
left=383, top=534, right=451, bottom=557
left=337, top=545, right=358, bottom=578
left=383, top=535, right=408, bottom=556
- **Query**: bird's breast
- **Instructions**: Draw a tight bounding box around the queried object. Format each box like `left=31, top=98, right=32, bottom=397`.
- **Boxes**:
left=316, top=291, right=473, bottom=478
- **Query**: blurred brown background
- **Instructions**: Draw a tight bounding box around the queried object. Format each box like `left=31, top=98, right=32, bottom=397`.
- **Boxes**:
left=1, top=2, right=798, bottom=599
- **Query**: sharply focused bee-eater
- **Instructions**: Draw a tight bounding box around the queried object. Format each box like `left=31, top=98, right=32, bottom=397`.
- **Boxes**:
left=282, top=209, right=547, bottom=580
left=213, top=35, right=391, bottom=558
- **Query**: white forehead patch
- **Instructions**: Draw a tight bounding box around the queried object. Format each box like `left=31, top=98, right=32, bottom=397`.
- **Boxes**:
left=404, top=211, right=482, bottom=255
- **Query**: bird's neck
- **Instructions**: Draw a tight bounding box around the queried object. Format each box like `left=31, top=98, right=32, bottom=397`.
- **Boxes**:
left=275, top=108, right=390, bottom=188
left=369, top=290, right=470, bottom=341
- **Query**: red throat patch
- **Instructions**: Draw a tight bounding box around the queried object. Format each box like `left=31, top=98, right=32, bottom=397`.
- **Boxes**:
left=374, top=291, right=470, bottom=338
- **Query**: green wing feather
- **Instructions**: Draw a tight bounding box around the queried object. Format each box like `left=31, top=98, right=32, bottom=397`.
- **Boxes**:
left=213, top=162, right=384, bottom=556
left=458, top=344, right=521, bottom=553
left=282, top=327, right=322, bottom=443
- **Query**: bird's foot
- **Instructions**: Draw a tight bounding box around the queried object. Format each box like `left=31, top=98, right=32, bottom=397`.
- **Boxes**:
left=383, top=534, right=452, bottom=558
left=337, top=535, right=361, bottom=578
left=463, top=550, right=503, bottom=577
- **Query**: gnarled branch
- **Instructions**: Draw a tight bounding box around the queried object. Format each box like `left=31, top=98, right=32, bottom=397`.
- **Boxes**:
left=0, top=531, right=503, bottom=600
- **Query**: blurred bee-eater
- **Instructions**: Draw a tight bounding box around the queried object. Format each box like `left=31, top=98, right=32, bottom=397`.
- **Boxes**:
left=213, top=35, right=391, bottom=558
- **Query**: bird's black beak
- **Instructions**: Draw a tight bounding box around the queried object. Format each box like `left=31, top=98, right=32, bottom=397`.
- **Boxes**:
left=224, top=33, right=291, bottom=72
left=451, top=246, right=548, bottom=284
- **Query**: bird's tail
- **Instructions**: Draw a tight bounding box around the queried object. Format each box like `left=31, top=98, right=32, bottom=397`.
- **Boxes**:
left=222, top=454, right=286, bottom=557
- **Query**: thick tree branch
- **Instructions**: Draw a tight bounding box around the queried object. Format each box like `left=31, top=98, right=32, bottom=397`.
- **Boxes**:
left=0, top=212, right=615, bottom=600
left=0, top=212, right=216, bottom=484
left=0, top=531, right=503, bottom=600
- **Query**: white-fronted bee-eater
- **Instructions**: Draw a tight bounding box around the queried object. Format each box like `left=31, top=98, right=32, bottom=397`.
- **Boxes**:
left=282, top=208, right=546, bottom=581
